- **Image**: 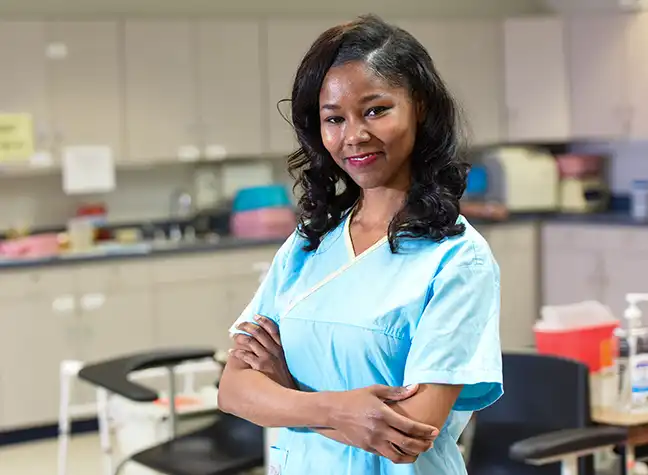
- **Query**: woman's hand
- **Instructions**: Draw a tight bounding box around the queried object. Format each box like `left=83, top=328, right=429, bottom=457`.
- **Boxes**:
left=230, top=316, right=297, bottom=390
left=324, top=385, right=440, bottom=464
left=230, top=316, right=438, bottom=464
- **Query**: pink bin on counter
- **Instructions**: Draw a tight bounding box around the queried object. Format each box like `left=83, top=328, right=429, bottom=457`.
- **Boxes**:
left=0, top=234, right=60, bottom=258
left=230, top=208, right=296, bottom=239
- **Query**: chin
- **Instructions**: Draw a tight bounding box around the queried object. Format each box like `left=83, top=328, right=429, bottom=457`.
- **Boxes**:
left=350, top=177, right=386, bottom=190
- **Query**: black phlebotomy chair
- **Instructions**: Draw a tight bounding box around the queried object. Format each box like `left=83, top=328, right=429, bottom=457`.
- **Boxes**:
left=467, top=353, right=627, bottom=475
left=77, top=348, right=264, bottom=475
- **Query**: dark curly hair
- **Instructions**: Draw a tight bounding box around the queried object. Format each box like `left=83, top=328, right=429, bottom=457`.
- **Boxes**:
left=286, top=14, right=470, bottom=253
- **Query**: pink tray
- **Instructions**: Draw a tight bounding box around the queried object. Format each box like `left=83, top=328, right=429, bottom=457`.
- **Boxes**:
left=230, top=208, right=296, bottom=239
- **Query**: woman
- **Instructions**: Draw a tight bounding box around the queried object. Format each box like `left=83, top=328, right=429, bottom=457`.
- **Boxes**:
left=218, top=14, right=503, bottom=474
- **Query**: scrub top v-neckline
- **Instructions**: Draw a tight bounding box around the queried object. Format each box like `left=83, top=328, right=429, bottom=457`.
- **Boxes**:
left=343, top=208, right=389, bottom=260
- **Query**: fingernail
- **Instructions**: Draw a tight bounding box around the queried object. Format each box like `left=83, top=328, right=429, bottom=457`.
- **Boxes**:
left=227, top=349, right=233, bottom=354
left=253, top=315, right=261, bottom=321
left=405, top=384, right=416, bottom=389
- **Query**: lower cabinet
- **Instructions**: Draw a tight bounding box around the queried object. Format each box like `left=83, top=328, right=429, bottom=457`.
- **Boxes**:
left=478, top=222, right=540, bottom=351
left=0, top=298, right=77, bottom=429
left=0, top=245, right=279, bottom=431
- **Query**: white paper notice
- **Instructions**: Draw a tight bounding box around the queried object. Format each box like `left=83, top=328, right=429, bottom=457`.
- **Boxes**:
left=62, top=146, right=116, bottom=195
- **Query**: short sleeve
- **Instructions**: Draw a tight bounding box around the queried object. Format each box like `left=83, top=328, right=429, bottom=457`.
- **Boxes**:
left=228, top=231, right=297, bottom=337
left=402, top=259, right=503, bottom=412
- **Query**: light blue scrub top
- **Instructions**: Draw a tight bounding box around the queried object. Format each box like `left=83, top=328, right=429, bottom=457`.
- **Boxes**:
left=230, top=213, right=503, bottom=475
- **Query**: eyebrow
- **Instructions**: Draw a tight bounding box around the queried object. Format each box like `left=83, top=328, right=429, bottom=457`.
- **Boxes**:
left=320, top=93, right=386, bottom=111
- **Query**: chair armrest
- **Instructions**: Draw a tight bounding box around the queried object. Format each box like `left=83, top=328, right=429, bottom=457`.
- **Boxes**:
left=510, top=426, right=627, bottom=465
left=78, top=348, right=215, bottom=402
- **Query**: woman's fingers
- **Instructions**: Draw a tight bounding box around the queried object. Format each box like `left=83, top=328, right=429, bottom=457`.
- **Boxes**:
left=233, top=333, right=270, bottom=359
left=375, top=441, right=418, bottom=464
left=381, top=407, right=439, bottom=440
left=384, top=428, right=433, bottom=456
left=236, top=321, right=280, bottom=354
left=254, top=315, right=282, bottom=346
left=229, top=349, right=259, bottom=370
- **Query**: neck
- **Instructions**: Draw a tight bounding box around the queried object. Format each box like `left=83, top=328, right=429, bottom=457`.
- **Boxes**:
left=354, top=187, right=408, bottom=228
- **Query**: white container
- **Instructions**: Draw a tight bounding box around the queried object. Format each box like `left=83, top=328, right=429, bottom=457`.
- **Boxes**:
left=110, top=388, right=219, bottom=475
left=631, top=179, right=648, bottom=221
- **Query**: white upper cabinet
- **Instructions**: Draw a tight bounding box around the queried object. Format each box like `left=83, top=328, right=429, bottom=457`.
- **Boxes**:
left=0, top=22, right=51, bottom=153
left=46, top=21, right=123, bottom=160
left=567, top=15, right=631, bottom=139
left=627, top=13, right=648, bottom=139
left=197, top=20, right=264, bottom=158
left=123, top=20, right=198, bottom=163
left=504, top=17, right=570, bottom=142
left=398, top=19, right=504, bottom=146
left=265, top=18, right=344, bottom=156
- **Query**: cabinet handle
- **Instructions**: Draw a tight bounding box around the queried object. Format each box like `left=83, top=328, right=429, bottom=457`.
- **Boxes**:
left=80, top=293, right=106, bottom=311
left=52, top=295, right=76, bottom=313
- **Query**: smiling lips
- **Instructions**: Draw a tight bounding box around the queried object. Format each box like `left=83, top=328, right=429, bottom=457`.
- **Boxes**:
left=345, top=152, right=382, bottom=168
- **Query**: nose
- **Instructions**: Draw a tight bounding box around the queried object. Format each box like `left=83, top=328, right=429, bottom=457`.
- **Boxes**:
left=344, top=118, right=371, bottom=146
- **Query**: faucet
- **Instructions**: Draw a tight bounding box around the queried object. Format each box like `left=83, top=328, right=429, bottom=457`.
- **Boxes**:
left=169, top=189, right=193, bottom=242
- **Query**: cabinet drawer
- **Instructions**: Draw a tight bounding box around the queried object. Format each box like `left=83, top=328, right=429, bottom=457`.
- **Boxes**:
left=215, top=247, right=280, bottom=277
left=152, top=254, right=223, bottom=283
left=73, top=262, right=151, bottom=292
left=542, top=223, right=624, bottom=251
left=624, top=228, right=648, bottom=253
left=0, top=269, right=38, bottom=301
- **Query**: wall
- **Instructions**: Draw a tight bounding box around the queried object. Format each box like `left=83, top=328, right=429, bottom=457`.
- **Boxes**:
left=0, top=0, right=546, bottom=17
left=0, top=160, right=289, bottom=230
left=0, top=1, right=546, bottom=231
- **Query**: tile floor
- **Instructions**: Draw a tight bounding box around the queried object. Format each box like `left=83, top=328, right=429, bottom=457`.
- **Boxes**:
left=0, top=433, right=625, bottom=475
left=0, top=433, right=266, bottom=475
left=1, top=433, right=104, bottom=475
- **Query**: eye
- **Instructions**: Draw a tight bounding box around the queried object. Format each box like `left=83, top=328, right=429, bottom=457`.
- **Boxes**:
left=324, top=116, right=344, bottom=124
left=366, top=106, right=390, bottom=117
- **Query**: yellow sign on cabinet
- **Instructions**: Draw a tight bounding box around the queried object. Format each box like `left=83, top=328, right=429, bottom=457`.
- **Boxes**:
left=0, top=114, right=35, bottom=161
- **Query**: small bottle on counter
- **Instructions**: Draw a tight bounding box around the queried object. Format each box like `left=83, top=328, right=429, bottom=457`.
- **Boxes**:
left=631, top=179, right=648, bottom=221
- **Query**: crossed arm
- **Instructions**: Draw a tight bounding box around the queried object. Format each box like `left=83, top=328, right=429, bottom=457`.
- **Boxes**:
left=218, top=316, right=463, bottom=462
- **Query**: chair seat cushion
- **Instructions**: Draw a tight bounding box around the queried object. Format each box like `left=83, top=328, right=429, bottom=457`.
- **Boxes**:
left=131, top=414, right=264, bottom=475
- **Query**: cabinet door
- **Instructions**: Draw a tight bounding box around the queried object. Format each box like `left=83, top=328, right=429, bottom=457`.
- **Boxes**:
left=0, top=21, right=52, bottom=152
left=265, top=19, right=343, bottom=156
left=80, top=290, right=155, bottom=362
left=504, top=17, right=570, bottom=141
left=198, top=20, right=263, bottom=158
left=0, top=299, right=77, bottom=429
left=400, top=19, right=503, bottom=145
left=488, top=224, right=538, bottom=350
left=124, top=20, right=198, bottom=162
left=155, top=281, right=229, bottom=350
left=542, top=249, right=603, bottom=307
left=225, top=275, right=263, bottom=329
left=627, top=13, right=648, bottom=139
left=602, top=251, right=648, bottom=325
left=567, top=15, right=630, bottom=139
left=46, top=21, right=123, bottom=160
left=441, top=20, right=504, bottom=146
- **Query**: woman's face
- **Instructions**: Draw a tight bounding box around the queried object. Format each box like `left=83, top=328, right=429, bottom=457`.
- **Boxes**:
left=319, top=61, right=418, bottom=191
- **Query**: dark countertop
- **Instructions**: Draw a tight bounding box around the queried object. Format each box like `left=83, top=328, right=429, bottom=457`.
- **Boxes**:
left=1, top=212, right=646, bottom=271
left=0, top=236, right=286, bottom=271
